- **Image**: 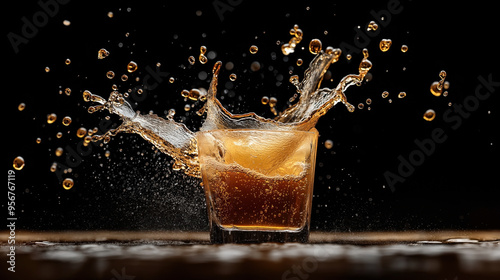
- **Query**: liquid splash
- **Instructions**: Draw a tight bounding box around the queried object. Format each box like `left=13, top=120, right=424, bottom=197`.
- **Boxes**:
left=84, top=48, right=372, bottom=178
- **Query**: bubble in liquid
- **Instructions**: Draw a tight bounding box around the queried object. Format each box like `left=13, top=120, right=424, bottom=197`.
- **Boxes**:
left=18, top=103, right=26, bottom=111
left=229, top=73, right=237, bottom=81
left=62, top=116, right=72, bottom=126
left=324, top=140, right=333, bottom=149
left=379, top=39, right=392, bottom=52
left=62, top=178, right=74, bottom=190
left=398, top=92, right=406, bottom=98
left=249, top=45, right=258, bottom=54
left=13, top=156, right=25, bottom=170
left=401, top=45, right=409, bottom=53
left=98, top=48, right=110, bottom=59
left=47, top=113, right=57, bottom=124
left=367, top=21, right=379, bottom=31
left=423, top=109, right=436, bottom=121
left=381, top=91, right=389, bottom=98
left=55, top=147, right=64, bottom=157
left=309, top=39, right=322, bottom=55
left=106, top=71, right=115, bottom=79
left=76, top=127, right=87, bottom=138
left=261, top=96, right=269, bottom=105
left=127, top=61, right=138, bottom=73
left=188, top=56, right=196, bottom=65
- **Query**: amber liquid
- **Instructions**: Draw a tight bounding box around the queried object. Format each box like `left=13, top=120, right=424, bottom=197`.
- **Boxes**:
left=202, top=161, right=313, bottom=232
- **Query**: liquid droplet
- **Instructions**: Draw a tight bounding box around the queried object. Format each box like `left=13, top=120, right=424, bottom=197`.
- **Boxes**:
left=366, top=98, right=372, bottom=105
left=367, top=21, right=379, bottom=31
left=379, top=39, right=392, bottom=52
left=282, top=24, right=303, bottom=55
left=358, top=103, right=364, bottom=109
left=13, top=156, right=25, bottom=170
left=62, top=116, right=72, bottom=126
left=18, top=103, right=26, bottom=111
left=382, top=91, right=389, bottom=98
left=55, top=147, right=64, bottom=157
left=423, top=109, right=436, bottom=121
left=65, top=88, right=71, bottom=96
left=65, top=58, right=71, bottom=65
left=106, top=71, right=115, bottom=79
left=296, top=58, right=303, bottom=66
left=169, top=77, right=175, bottom=83
left=121, top=74, right=128, bottom=81
left=98, top=48, right=110, bottom=59
left=398, top=92, right=406, bottom=98
left=249, top=45, right=258, bottom=54
left=127, top=61, right=138, bottom=73
left=76, top=127, right=87, bottom=138
left=401, top=45, right=408, bottom=53
left=309, top=39, right=322, bottom=55
left=188, top=56, right=196, bottom=65
left=229, top=73, right=237, bottom=81
left=261, top=96, right=269, bottom=105
left=324, top=140, right=333, bottom=149
left=62, top=178, right=74, bottom=190
left=47, top=113, right=57, bottom=124
left=45, top=67, right=50, bottom=73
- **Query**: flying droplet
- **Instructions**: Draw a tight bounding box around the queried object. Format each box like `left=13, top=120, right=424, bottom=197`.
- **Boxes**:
left=188, top=56, right=196, bottom=65
left=47, top=113, right=57, bottom=124
left=127, top=61, right=138, bottom=73
left=98, top=48, right=110, bottom=59
left=45, top=67, right=50, bottom=73
left=309, top=39, right=322, bottom=55
left=62, top=116, right=72, bottom=126
left=65, top=58, right=71, bottom=65
left=229, top=73, right=237, bottom=81
left=382, top=91, right=389, bottom=98
left=401, top=45, right=408, bottom=53
left=261, top=96, right=269, bottom=105
left=296, top=58, right=303, bottom=66
left=121, top=74, right=128, bottom=81
left=62, top=178, right=74, bottom=190
left=106, top=71, right=115, bottom=79
left=55, top=147, right=64, bottom=157
left=324, top=140, right=333, bottom=149
left=398, top=92, right=406, bottom=98
left=13, top=156, right=25, bottom=170
left=379, top=39, right=392, bottom=52
left=18, top=103, right=26, bottom=111
left=249, top=45, right=258, bottom=54
left=367, top=21, right=379, bottom=31
left=423, top=109, right=436, bottom=121
left=76, top=127, right=87, bottom=138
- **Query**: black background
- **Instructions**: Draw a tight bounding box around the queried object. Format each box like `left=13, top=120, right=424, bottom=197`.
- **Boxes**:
left=4, top=0, right=499, bottom=231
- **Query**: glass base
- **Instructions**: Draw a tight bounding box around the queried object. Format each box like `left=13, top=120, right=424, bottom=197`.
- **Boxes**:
left=209, top=221, right=309, bottom=244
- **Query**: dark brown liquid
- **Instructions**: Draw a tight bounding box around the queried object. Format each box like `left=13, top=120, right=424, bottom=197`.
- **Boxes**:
left=202, top=162, right=313, bottom=231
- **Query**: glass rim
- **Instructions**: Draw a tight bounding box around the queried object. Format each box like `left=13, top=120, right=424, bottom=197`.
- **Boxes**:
left=195, top=128, right=319, bottom=136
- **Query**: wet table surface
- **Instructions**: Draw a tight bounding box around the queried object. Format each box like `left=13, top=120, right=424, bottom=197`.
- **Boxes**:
left=1, top=231, right=499, bottom=280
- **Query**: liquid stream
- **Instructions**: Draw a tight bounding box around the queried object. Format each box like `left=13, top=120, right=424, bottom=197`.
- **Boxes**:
left=84, top=49, right=372, bottom=178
